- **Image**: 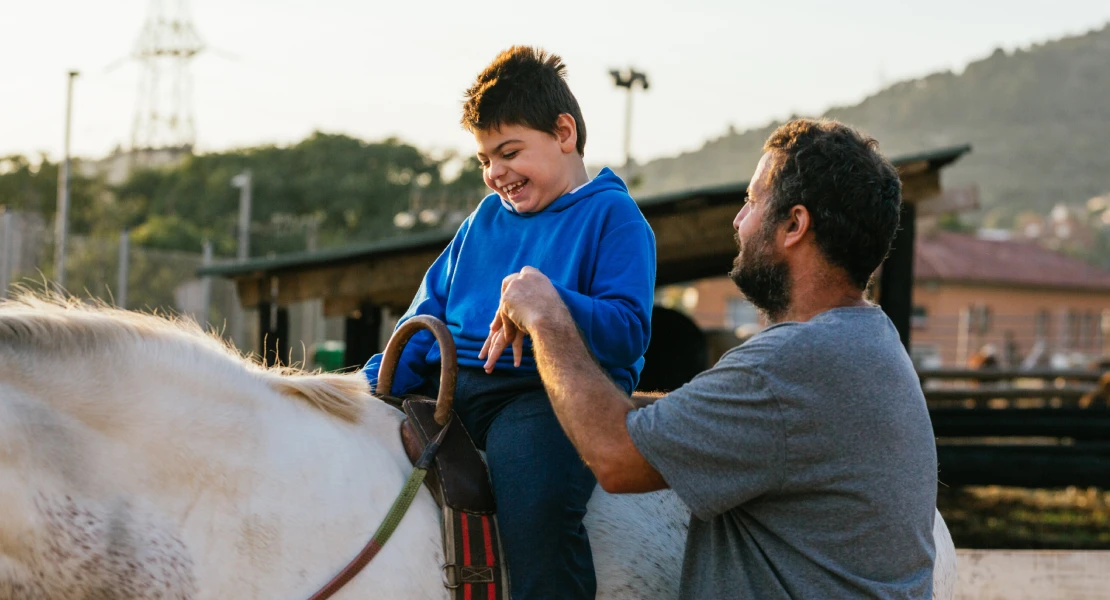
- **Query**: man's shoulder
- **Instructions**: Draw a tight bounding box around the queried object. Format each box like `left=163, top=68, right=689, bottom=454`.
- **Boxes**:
left=743, top=308, right=895, bottom=354
left=718, top=311, right=894, bottom=379
left=721, top=323, right=805, bottom=366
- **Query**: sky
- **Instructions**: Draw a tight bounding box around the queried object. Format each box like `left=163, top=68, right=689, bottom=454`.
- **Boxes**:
left=3, top=0, right=1110, bottom=168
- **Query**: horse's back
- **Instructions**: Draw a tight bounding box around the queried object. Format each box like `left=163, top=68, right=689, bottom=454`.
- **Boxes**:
left=587, top=487, right=957, bottom=600
left=587, top=489, right=688, bottom=599
left=933, top=509, right=958, bottom=600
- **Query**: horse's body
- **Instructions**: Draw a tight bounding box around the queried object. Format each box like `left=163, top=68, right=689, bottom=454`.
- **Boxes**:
left=0, top=298, right=954, bottom=599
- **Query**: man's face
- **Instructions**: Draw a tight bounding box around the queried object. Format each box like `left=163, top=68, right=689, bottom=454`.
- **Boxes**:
left=729, top=152, right=792, bottom=320
left=475, top=122, right=571, bottom=214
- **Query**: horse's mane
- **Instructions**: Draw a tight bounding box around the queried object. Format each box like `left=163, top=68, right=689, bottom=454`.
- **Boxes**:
left=0, top=293, right=370, bottom=422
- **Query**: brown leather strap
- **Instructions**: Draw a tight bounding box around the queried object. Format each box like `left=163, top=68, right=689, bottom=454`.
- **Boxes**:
left=306, top=420, right=452, bottom=600
left=376, top=315, right=458, bottom=425
left=305, top=315, right=458, bottom=600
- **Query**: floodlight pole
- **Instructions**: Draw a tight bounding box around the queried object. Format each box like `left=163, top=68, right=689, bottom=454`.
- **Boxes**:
left=231, top=170, right=253, bottom=261
left=609, top=68, right=649, bottom=168
left=55, top=70, right=79, bottom=287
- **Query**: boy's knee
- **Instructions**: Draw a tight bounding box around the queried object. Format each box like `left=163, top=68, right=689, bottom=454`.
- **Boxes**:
left=497, top=487, right=581, bottom=525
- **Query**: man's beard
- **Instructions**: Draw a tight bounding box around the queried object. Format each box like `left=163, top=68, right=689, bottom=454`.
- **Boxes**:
left=728, top=230, right=791, bottom=322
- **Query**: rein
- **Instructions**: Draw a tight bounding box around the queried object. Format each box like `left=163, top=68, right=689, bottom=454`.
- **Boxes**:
left=305, top=315, right=457, bottom=600
left=306, top=417, right=452, bottom=600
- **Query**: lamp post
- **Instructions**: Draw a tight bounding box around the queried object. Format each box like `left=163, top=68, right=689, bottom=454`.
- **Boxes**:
left=229, top=170, right=252, bottom=349
left=54, top=70, right=79, bottom=288
left=230, top=170, right=252, bottom=261
left=609, top=67, right=649, bottom=168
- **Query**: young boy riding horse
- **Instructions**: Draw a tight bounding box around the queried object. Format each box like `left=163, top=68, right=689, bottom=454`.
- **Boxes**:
left=363, top=46, right=656, bottom=599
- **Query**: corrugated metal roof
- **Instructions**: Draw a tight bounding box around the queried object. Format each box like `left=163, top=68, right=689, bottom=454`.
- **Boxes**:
left=915, top=231, right=1110, bottom=290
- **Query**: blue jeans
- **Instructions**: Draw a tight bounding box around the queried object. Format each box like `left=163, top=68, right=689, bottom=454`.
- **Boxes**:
left=421, top=367, right=597, bottom=600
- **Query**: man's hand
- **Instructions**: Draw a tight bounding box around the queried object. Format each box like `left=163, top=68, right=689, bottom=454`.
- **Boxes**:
left=479, top=266, right=667, bottom=494
left=499, top=266, right=570, bottom=334
left=479, top=267, right=571, bottom=373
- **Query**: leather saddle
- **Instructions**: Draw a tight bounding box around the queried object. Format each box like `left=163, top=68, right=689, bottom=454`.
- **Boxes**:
left=397, top=395, right=496, bottom=515
left=374, top=315, right=508, bottom=596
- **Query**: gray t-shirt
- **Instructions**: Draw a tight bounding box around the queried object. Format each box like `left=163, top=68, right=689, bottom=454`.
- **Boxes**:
left=627, top=306, right=937, bottom=599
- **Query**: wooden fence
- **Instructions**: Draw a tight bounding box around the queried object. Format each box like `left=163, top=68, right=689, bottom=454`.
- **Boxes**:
left=921, top=368, right=1109, bottom=488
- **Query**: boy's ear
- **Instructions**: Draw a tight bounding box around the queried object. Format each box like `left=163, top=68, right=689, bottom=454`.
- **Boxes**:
left=555, top=113, right=577, bottom=154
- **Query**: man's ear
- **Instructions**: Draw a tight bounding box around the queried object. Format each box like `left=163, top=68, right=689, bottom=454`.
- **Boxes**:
left=555, top=114, right=578, bottom=154
left=782, top=205, right=811, bottom=248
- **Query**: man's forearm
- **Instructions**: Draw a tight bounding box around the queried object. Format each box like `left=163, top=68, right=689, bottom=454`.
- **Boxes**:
left=630, top=391, right=663, bottom=409
left=530, top=309, right=667, bottom=493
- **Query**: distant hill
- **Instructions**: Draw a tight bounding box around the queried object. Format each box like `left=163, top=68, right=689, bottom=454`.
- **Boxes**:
left=629, top=23, right=1110, bottom=227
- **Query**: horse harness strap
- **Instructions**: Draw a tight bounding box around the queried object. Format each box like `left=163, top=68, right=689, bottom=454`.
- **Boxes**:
left=305, top=416, right=452, bottom=600
left=401, top=397, right=511, bottom=599
left=308, top=315, right=507, bottom=599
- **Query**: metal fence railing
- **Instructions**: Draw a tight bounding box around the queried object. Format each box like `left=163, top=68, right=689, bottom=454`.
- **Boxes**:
left=911, top=312, right=1108, bottom=370
left=0, top=209, right=245, bottom=350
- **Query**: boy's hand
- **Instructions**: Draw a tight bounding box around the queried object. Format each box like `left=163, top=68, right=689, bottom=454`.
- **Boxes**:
left=479, top=270, right=532, bottom=372
left=478, top=313, right=524, bottom=373
left=479, top=267, right=566, bottom=373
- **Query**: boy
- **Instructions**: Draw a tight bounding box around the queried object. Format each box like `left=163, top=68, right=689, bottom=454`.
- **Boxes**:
left=363, top=46, right=656, bottom=599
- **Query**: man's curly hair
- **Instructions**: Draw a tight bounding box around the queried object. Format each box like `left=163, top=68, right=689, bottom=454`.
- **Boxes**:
left=762, top=119, right=903, bottom=289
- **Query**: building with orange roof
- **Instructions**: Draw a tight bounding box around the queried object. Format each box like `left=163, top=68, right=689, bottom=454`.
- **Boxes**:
left=673, top=230, right=1110, bottom=368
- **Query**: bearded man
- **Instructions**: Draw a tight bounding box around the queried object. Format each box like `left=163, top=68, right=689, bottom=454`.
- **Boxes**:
left=484, top=118, right=939, bottom=599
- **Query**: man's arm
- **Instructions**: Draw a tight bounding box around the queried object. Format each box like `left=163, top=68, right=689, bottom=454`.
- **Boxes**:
left=630, top=391, right=664, bottom=409
left=498, top=267, right=667, bottom=494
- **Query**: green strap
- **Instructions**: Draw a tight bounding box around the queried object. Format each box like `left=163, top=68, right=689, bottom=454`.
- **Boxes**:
left=370, top=466, right=429, bottom=547
left=306, top=464, right=433, bottom=600
left=372, top=416, right=451, bottom=551
left=310, top=418, right=451, bottom=600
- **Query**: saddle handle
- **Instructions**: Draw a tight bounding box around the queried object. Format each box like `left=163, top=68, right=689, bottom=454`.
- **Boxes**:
left=376, top=315, right=458, bottom=425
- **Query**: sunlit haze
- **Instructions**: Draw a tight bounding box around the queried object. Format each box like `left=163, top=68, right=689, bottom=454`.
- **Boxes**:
left=3, top=0, right=1109, bottom=167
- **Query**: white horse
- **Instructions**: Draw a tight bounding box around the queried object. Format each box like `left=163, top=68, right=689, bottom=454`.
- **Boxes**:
left=0, top=296, right=955, bottom=599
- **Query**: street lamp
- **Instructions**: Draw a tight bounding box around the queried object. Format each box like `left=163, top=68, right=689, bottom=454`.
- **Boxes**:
left=609, top=67, right=649, bottom=168
left=229, top=170, right=252, bottom=350
left=54, top=70, right=79, bottom=288
left=230, top=170, right=252, bottom=261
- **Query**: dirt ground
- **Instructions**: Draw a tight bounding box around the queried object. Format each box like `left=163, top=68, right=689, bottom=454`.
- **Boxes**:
left=937, top=485, right=1110, bottom=549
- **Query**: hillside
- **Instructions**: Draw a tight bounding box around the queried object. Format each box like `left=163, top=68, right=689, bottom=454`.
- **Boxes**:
left=630, top=23, right=1110, bottom=227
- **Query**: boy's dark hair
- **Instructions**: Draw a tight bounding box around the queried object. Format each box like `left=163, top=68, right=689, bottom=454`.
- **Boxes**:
left=762, top=118, right=902, bottom=290
left=462, top=46, right=587, bottom=156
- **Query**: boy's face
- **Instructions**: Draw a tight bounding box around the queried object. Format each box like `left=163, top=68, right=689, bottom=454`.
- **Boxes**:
left=474, top=117, right=579, bottom=214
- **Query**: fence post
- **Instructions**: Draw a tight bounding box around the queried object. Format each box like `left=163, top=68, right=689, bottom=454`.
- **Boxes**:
left=1101, top=310, right=1109, bottom=362
left=0, top=211, right=12, bottom=298
left=116, top=230, right=130, bottom=308
left=956, top=307, right=971, bottom=367
left=200, top=240, right=213, bottom=326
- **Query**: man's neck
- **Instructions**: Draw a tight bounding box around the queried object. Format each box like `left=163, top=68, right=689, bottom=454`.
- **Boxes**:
left=776, top=294, right=870, bottom=324
left=774, top=263, right=870, bottom=324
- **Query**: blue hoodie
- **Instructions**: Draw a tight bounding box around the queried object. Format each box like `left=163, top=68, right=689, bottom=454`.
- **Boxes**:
left=363, top=167, right=656, bottom=396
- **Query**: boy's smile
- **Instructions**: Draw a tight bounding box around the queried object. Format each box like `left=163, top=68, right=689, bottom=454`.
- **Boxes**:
left=474, top=116, right=587, bottom=214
